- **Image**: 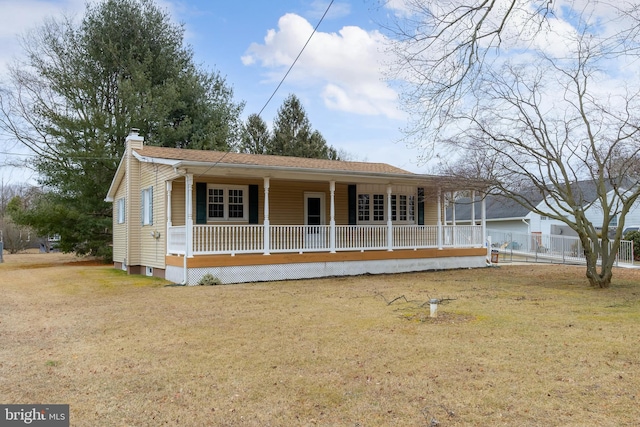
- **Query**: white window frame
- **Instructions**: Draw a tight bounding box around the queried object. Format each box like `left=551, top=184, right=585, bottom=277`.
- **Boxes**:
left=373, top=194, right=385, bottom=221
left=357, top=186, right=417, bottom=225
left=207, top=184, right=249, bottom=222
left=358, top=194, right=371, bottom=222
left=117, top=198, right=125, bottom=224
left=408, top=195, right=415, bottom=222
left=358, top=193, right=386, bottom=223
left=358, top=193, right=417, bottom=224
left=141, top=187, right=153, bottom=226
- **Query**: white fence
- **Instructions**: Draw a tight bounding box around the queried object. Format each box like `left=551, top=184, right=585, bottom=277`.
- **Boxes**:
left=167, top=224, right=484, bottom=255
left=488, top=229, right=635, bottom=266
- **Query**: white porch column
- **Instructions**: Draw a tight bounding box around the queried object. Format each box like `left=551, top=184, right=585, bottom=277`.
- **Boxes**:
left=451, top=191, right=456, bottom=246
left=387, top=185, right=393, bottom=251
left=185, top=174, right=193, bottom=258
left=481, top=191, right=487, bottom=245
left=330, top=181, right=336, bottom=253
left=451, top=191, right=456, bottom=225
left=263, top=177, right=270, bottom=255
left=471, top=190, right=476, bottom=226
left=437, top=187, right=443, bottom=249
left=166, top=181, right=172, bottom=255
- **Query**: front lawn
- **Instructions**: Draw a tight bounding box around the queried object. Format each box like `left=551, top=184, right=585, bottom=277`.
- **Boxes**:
left=1, top=253, right=639, bottom=426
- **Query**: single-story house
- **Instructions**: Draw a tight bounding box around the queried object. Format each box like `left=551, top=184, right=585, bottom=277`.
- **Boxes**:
left=105, top=130, right=490, bottom=285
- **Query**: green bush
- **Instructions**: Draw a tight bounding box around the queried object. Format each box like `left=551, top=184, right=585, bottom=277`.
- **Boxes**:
left=623, top=230, right=640, bottom=261
left=197, top=273, right=222, bottom=286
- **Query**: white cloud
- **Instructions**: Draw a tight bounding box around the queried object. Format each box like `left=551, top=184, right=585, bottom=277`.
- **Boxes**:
left=0, top=0, right=85, bottom=77
left=242, top=13, right=404, bottom=120
left=306, top=0, right=351, bottom=20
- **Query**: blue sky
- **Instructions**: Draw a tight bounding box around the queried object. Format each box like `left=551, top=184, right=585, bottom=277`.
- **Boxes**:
left=0, top=0, right=429, bottom=185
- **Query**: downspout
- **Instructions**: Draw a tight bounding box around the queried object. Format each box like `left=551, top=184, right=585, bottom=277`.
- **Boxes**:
left=182, top=251, right=187, bottom=285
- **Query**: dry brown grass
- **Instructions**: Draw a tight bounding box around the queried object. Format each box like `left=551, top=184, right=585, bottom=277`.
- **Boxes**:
left=1, top=252, right=639, bottom=426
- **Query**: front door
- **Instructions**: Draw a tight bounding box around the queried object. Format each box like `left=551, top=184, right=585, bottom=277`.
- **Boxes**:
left=304, top=192, right=325, bottom=249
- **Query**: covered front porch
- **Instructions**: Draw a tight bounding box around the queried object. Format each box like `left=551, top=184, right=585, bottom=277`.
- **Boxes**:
left=164, top=175, right=488, bottom=284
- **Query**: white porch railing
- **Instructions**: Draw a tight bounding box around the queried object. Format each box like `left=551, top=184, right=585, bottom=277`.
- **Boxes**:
left=167, top=224, right=484, bottom=255
left=167, top=225, right=186, bottom=254
left=270, top=225, right=331, bottom=253
left=193, top=224, right=264, bottom=254
left=336, top=225, right=388, bottom=250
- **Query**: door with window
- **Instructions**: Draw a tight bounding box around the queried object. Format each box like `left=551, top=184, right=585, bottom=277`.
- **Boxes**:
left=304, top=192, right=325, bottom=249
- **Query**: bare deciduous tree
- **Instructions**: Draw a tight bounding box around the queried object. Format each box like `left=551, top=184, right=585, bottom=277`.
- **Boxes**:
left=0, top=182, right=38, bottom=253
left=387, top=1, right=640, bottom=287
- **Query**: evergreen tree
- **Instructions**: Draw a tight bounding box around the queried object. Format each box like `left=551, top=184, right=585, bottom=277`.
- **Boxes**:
left=239, top=113, right=271, bottom=154
left=0, top=0, right=244, bottom=259
left=269, top=94, right=339, bottom=159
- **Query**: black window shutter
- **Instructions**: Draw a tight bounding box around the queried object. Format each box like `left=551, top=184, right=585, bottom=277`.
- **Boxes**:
left=348, top=184, right=357, bottom=225
left=418, top=187, right=425, bottom=225
left=195, top=182, right=207, bottom=224
left=249, top=184, right=259, bottom=224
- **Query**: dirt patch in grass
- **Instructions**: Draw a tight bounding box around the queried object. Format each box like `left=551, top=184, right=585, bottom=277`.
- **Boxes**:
left=1, top=254, right=640, bottom=426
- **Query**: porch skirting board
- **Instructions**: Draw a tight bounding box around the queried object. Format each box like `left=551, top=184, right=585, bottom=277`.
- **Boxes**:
left=165, top=252, right=487, bottom=285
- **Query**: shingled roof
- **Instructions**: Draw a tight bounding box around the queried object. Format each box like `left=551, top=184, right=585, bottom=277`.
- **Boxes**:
left=134, top=146, right=414, bottom=175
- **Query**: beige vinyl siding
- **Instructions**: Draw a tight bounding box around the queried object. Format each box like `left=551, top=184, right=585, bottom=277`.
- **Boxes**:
left=334, top=183, right=349, bottom=224
left=126, top=151, right=142, bottom=266
left=171, top=178, right=186, bottom=226
left=112, top=182, right=127, bottom=263
left=269, top=180, right=331, bottom=225
left=422, top=188, right=441, bottom=226
left=138, top=163, right=176, bottom=269
left=424, top=203, right=439, bottom=226
left=186, top=179, right=349, bottom=226
left=192, top=177, right=260, bottom=225
left=268, top=180, right=350, bottom=225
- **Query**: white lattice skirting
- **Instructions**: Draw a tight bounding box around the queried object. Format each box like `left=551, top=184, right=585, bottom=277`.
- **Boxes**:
left=165, top=256, right=486, bottom=285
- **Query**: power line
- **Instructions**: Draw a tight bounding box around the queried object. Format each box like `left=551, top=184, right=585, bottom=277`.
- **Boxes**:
left=256, top=0, right=335, bottom=118
left=196, top=0, right=334, bottom=177
left=3, top=3, right=336, bottom=175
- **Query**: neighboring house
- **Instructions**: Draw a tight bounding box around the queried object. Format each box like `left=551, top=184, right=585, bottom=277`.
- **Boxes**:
left=448, top=180, right=640, bottom=238
left=447, top=193, right=543, bottom=235
left=105, top=130, right=489, bottom=285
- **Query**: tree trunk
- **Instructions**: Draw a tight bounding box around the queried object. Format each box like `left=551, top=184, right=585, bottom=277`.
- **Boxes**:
left=584, top=252, right=613, bottom=288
